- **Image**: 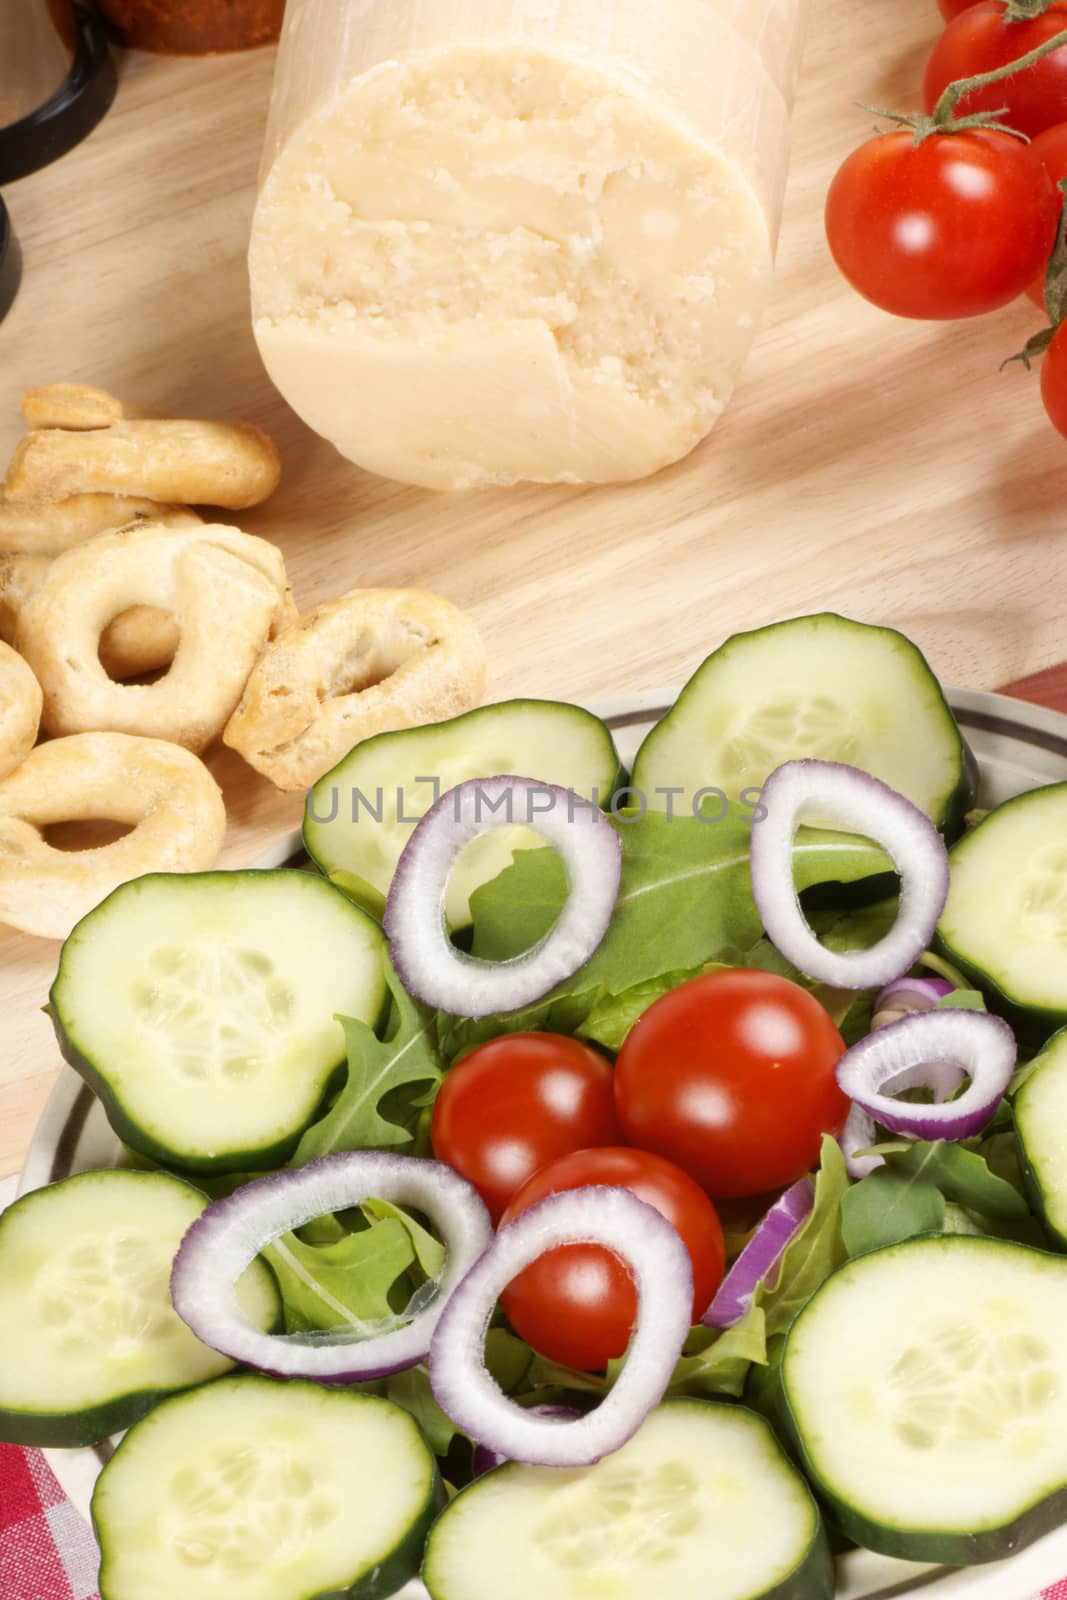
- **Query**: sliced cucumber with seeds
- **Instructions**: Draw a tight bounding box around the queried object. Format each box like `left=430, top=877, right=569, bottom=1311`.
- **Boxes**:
left=632, top=613, right=972, bottom=836
left=93, top=1375, right=441, bottom=1600
left=938, top=783, right=1067, bottom=1044
left=0, top=1171, right=279, bottom=1448
left=423, top=1400, right=832, bottom=1600
left=782, top=1235, right=1067, bottom=1565
left=51, top=870, right=387, bottom=1174
left=303, top=699, right=624, bottom=927
left=1016, top=1028, right=1067, bottom=1249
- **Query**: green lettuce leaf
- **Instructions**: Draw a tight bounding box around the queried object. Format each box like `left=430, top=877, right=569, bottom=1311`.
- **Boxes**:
left=841, top=1166, right=947, bottom=1257
left=665, top=1304, right=768, bottom=1400
left=263, top=1217, right=417, bottom=1336
left=293, top=958, right=443, bottom=1159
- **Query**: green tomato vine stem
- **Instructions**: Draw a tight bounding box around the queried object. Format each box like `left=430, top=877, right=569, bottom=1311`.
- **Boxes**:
left=931, top=24, right=1067, bottom=129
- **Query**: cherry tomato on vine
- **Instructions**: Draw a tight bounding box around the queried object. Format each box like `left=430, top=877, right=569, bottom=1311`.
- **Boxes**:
left=1025, top=122, right=1067, bottom=306
left=499, top=1147, right=726, bottom=1371
left=614, top=970, right=848, bottom=1199
left=825, top=128, right=1058, bottom=318
left=430, top=1033, right=621, bottom=1223
left=1040, top=319, right=1067, bottom=433
left=924, top=3, right=1067, bottom=139
left=938, top=0, right=982, bottom=19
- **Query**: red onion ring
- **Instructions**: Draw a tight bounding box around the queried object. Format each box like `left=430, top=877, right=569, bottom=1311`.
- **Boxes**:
left=703, top=1178, right=815, bottom=1328
left=384, top=776, right=621, bottom=1018
left=171, top=1152, right=492, bottom=1382
left=750, top=760, right=950, bottom=990
left=835, top=1009, right=1016, bottom=1143
left=429, top=1186, right=692, bottom=1467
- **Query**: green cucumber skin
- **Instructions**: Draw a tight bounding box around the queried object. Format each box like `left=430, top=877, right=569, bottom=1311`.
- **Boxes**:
left=93, top=1379, right=444, bottom=1600
left=51, top=1022, right=348, bottom=1176
left=632, top=612, right=974, bottom=842
left=1016, top=1140, right=1067, bottom=1254
left=780, top=1238, right=1067, bottom=1566
left=1015, top=1028, right=1067, bottom=1251
left=302, top=697, right=627, bottom=883
left=0, top=1386, right=212, bottom=1452
left=932, top=931, right=1065, bottom=1049
left=937, top=788, right=1067, bottom=1047
left=49, top=869, right=388, bottom=1176
left=0, top=1170, right=284, bottom=1448
left=423, top=1401, right=834, bottom=1600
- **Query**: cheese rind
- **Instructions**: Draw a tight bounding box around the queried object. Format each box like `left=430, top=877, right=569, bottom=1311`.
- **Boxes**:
left=251, top=2, right=807, bottom=490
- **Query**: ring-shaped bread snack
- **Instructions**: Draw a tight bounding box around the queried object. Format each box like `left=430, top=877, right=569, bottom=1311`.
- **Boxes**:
left=0, top=641, right=42, bottom=783
left=0, top=511, right=204, bottom=679
left=16, top=523, right=294, bottom=752
left=0, top=732, right=225, bottom=939
left=224, top=587, right=488, bottom=791
left=0, top=493, right=196, bottom=555
left=20, top=382, right=128, bottom=431
left=3, top=419, right=280, bottom=509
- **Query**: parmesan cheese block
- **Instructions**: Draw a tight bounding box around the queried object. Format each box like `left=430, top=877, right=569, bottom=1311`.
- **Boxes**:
left=249, top=0, right=808, bottom=491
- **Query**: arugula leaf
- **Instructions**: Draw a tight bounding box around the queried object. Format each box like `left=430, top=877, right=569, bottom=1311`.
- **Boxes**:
left=841, top=1166, right=947, bottom=1257
left=292, top=959, right=443, bottom=1160
left=758, top=1136, right=850, bottom=1339
left=386, top=1366, right=460, bottom=1455
left=577, top=968, right=709, bottom=1053
left=263, top=1218, right=416, bottom=1335
left=879, top=1141, right=1029, bottom=1222
left=467, top=813, right=889, bottom=1007
left=744, top=1136, right=851, bottom=1414
left=665, top=1304, right=768, bottom=1400
left=440, top=988, right=601, bottom=1067
left=361, top=1198, right=447, bottom=1276
left=936, top=990, right=988, bottom=1013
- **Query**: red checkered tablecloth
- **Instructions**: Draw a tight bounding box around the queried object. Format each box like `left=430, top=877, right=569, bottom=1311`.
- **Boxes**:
left=0, top=1447, right=100, bottom=1600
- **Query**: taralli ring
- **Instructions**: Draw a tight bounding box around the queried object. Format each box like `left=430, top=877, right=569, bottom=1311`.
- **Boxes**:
left=0, top=642, right=41, bottom=783
left=0, top=732, right=225, bottom=940
left=2, top=419, right=280, bottom=509
left=16, top=522, right=295, bottom=751
left=19, top=382, right=129, bottom=431
left=0, top=510, right=203, bottom=679
left=0, top=492, right=198, bottom=555
left=224, top=588, right=488, bottom=791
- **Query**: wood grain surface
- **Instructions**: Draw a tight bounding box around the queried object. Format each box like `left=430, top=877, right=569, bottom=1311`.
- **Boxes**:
left=2, top=0, right=1066, bottom=1178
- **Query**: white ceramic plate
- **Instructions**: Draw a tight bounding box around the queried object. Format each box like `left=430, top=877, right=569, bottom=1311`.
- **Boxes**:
left=19, top=685, right=1067, bottom=1600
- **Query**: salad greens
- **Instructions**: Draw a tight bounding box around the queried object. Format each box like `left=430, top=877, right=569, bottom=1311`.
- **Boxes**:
left=292, top=959, right=443, bottom=1161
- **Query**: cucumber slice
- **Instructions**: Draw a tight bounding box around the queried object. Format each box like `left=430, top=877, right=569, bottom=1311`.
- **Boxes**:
left=423, top=1399, right=832, bottom=1600
left=632, top=613, right=972, bottom=835
left=0, top=1171, right=279, bottom=1448
left=93, top=1375, right=441, bottom=1600
left=782, top=1235, right=1067, bottom=1564
left=1015, top=1028, right=1067, bottom=1249
left=303, top=699, right=624, bottom=927
left=938, top=783, right=1067, bottom=1044
left=51, top=870, right=387, bottom=1174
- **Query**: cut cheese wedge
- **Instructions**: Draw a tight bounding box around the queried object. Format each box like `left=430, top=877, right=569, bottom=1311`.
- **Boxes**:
left=250, top=0, right=809, bottom=490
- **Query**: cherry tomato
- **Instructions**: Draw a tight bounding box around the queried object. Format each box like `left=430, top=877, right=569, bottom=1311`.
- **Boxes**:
left=499, top=1147, right=725, bottom=1371
left=825, top=128, right=1058, bottom=318
left=1040, top=319, right=1067, bottom=434
left=938, top=0, right=982, bottom=18
left=1025, top=122, right=1067, bottom=306
left=613, top=970, right=848, bottom=1199
left=430, top=1033, right=621, bottom=1223
left=924, top=3, right=1067, bottom=140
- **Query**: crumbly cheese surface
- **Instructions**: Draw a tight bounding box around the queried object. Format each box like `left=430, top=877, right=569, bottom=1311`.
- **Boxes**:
left=250, top=46, right=773, bottom=489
